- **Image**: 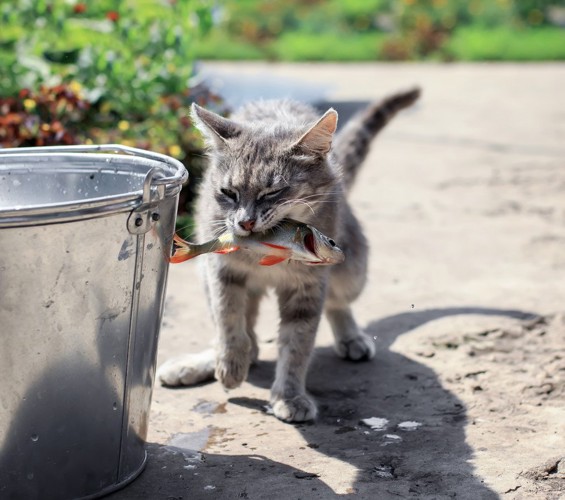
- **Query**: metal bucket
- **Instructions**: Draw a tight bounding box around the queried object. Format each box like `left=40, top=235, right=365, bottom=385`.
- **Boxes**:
left=0, top=145, right=187, bottom=499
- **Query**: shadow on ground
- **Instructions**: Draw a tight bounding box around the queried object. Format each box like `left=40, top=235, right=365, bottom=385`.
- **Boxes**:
left=111, top=307, right=537, bottom=499
left=239, top=307, right=536, bottom=498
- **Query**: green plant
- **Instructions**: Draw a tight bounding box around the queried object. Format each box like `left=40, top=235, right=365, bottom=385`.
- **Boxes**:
left=0, top=1, right=214, bottom=115
left=513, top=0, right=559, bottom=26
left=0, top=0, right=227, bottom=217
left=0, top=84, right=89, bottom=147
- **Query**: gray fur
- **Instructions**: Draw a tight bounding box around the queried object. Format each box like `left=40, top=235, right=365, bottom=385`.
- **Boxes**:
left=160, top=89, right=420, bottom=423
left=333, top=87, right=421, bottom=191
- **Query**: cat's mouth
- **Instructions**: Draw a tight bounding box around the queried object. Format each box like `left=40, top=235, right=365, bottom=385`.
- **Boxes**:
left=232, top=222, right=254, bottom=237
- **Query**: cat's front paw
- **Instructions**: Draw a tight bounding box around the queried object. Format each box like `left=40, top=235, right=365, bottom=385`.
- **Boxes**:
left=215, top=347, right=251, bottom=390
left=335, top=332, right=376, bottom=361
left=271, top=394, right=318, bottom=423
left=157, top=349, right=216, bottom=387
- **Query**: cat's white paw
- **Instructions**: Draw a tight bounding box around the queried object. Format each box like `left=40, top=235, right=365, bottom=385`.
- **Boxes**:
left=335, top=332, right=376, bottom=361
left=215, top=347, right=251, bottom=389
left=157, top=349, right=216, bottom=387
left=271, top=394, right=318, bottom=423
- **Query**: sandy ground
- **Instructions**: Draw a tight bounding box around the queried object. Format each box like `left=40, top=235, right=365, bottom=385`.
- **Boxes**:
left=110, top=63, right=565, bottom=499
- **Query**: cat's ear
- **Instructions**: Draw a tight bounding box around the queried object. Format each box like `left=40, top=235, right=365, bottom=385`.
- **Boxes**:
left=191, top=103, right=242, bottom=147
left=293, top=108, right=338, bottom=157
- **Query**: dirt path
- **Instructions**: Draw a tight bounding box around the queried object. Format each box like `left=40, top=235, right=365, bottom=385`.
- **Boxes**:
left=110, top=63, right=565, bottom=499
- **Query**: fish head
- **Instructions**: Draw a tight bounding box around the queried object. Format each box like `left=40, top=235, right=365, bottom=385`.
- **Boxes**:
left=301, top=225, right=345, bottom=266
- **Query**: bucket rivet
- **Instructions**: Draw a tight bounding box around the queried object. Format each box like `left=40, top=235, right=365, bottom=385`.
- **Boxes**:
left=151, top=212, right=160, bottom=222
left=135, top=217, right=143, bottom=227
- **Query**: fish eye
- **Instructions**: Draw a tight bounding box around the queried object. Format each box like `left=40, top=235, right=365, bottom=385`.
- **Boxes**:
left=328, top=239, right=336, bottom=247
left=221, top=188, right=238, bottom=202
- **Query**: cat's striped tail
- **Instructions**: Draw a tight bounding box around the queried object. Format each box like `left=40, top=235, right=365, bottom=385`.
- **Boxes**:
left=332, top=87, right=421, bottom=192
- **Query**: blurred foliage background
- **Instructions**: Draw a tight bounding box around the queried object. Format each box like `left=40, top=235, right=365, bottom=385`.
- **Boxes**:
left=1, top=0, right=564, bottom=232
left=195, top=0, right=565, bottom=61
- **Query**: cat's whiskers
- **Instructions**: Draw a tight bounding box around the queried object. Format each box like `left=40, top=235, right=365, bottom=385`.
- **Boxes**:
left=208, top=218, right=228, bottom=229
left=209, top=224, right=228, bottom=239
left=295, top=191, right=341, bottom=203
left=181, top=218, right=226, bottom=243
left=209, top=220, right=227, bottom=230
left=277, top=198, right=318, bottom=215
left=175, top=222, right=194, bottom=233
left=280, top=190, right=340, bottom=206
left=293, top=200, right=316, bottom=215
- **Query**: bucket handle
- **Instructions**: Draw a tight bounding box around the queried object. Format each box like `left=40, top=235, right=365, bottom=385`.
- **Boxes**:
left=127, top=167, right=168, bottom=235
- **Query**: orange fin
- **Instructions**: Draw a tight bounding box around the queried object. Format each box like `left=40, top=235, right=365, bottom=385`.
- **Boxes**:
left=261, top=242, right=289, bottom=250
left=169, top=233, right=194, bottom=264
left=259, top=255, right=288, bottom=266
left=214, top=245, right=240, bottom=255
left=169, top=251, right=195, bottom=264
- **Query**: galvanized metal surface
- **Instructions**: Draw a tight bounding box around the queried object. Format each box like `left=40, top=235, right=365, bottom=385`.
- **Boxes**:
left=0, top=145, right=187, bottom=499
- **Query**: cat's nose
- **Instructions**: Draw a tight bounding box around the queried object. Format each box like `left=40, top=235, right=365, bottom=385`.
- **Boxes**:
left=239, top=219, right=256, bottom=232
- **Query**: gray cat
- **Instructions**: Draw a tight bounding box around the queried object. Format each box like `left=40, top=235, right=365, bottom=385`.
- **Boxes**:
left=158, top=88, right=420, bottom=422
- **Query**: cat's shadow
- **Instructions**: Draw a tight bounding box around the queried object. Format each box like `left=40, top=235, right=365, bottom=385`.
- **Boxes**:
left=230, top=306, right=536, bottom=497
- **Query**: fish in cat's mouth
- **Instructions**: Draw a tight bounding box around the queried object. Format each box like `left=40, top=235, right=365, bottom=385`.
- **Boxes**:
left=255, top=219, right=343, bottom=265
left=301, top=231, right=343, bottom=265
left=170, top=219, right=344, bottom=266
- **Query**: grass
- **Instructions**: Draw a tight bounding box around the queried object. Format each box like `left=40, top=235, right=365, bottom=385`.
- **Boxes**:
left=193, top=32, right=267, bottom=60
left=194, top=31, right=387, bottom=62
left=447, top=26, right=565, bottom=61
left=194, top=26, right=565, bottom=62
left=271, top=31, right=386, bottom=61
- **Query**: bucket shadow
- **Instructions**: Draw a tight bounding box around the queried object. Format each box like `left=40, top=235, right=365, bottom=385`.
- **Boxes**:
left=108, top=441, right=338, bottom=499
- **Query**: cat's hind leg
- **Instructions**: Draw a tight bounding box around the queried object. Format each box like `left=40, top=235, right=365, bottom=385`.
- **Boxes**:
left=326, top=305, right=375, bottom=360
left=325, top=214, right=375, bottom=361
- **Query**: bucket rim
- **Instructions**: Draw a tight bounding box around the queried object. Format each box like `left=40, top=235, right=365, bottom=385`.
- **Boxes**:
left=0, top=144, right=188, bottom=227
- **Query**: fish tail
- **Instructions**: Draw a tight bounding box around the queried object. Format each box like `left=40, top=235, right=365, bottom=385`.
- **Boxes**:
left=333, top=87, right=421, bottom=192
left=169, top=233, right=198, bottom=263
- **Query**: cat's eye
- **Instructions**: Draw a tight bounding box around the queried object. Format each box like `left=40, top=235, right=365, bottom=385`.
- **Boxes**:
left=258, top=187, right=285, bottom=201
left=220, top=188, right=238, bottom=202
